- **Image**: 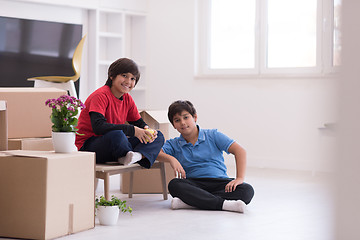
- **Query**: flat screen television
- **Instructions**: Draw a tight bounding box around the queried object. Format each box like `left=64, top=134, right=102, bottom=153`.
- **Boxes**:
left=0, top=16, right=82, bottom=95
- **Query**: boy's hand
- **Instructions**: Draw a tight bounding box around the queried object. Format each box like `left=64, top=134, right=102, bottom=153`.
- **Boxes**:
left=225, top=177, right=244, bottom=192
left=170, top=158, right=186, bottom=179
left=144, top=126, right=157, bottom=143
left=134, top=126, right=157, bottom=144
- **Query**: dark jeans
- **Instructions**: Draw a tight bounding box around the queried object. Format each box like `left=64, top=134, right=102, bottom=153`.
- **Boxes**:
left=80, top=130, right=165, bottom=168
left=168, top=178, right=255, bottom=210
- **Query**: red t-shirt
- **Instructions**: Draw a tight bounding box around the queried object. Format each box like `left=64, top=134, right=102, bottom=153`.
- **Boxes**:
left=75, top=85, right=141, bottom=150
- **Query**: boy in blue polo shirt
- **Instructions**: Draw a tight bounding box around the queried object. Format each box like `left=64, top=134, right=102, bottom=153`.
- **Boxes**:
left=157, top=100, right=254, bottom=213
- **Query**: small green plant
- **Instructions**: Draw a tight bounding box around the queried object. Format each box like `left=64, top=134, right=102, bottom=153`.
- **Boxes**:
left=95, top=195, right=133, bottom=214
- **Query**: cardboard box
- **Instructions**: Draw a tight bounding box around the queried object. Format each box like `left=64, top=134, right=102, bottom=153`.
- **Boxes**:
left=8, top=138, right=54, bottom=151
left=121, top=162, right=174, bottom=193
left=0, top=88, right=67, bottom=138
left=0, top=150, right=95, bottom=240
left=0, top=100, right=7, bottom=151
left=121, top=110, right=175, bottom=193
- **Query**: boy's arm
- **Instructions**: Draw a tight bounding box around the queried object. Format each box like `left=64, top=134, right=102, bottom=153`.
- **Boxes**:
left=157, top=150, right=186, bottom=179
left=225, top=142, right=247, bottom=192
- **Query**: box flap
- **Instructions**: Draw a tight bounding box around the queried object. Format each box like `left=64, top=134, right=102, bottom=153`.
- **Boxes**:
left=0, top=87, right=65, bottom=93
left=140, top=110, right=168, bottom=124
left=2, top=150, right=52, bottom=158
left=2, top=150, right=93, bottom=159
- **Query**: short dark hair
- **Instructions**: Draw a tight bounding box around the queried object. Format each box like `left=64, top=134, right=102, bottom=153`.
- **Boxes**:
left=168, top=100, right=197, bottom=125
left=105, top=58, right=140, bottom=87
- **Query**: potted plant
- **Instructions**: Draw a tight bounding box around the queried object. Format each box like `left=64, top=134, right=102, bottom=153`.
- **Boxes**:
left=95, top=195, right=132, bottom=226
left=45, top=95, right=85, bottom=153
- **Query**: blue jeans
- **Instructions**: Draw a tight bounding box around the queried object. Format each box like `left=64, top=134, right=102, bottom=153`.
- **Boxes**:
left=80, top=130, right=165, bottom=168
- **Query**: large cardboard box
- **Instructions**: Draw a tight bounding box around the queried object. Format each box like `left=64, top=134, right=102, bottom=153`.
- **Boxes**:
left=0, top=88, right=67, bottom=138
left=0, top=150, right=95, bottom=240
left=121, top=110, right=175, bottom=193
left=8, top=138, right=54, bottom=151
left=0, top=100, right=7, bottom=150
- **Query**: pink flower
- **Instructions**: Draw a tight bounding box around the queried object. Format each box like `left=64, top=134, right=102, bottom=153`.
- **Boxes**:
left=45, top=95, right=85, bottom=132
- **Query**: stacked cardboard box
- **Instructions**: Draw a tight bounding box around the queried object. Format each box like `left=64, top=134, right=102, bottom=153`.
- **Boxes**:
left=0, top=89, right=96, bottom=239
left=0, top=88, right=67, bottom=150
left=0, top=150, right=95, bottom=239
left=8, top=138, right=54, bottom=151
left=0, top=87, right=67, bottom=139
left=121, top=110, right=175, bottom=194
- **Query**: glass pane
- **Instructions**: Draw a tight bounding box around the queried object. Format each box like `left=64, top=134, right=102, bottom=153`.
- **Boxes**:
left=210, top=0, right=255, bottom=69
left=333, top=0, right=341, bottom=66
left=267, top=0, right=317, bottom=68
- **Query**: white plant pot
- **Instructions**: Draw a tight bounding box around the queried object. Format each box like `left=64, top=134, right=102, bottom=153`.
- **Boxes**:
left=97, top=206, right=120, bottom=226
left=52, top=132, right=76, bottom=153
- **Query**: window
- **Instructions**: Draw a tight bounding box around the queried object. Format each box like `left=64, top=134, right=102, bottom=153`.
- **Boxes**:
left=209, top=0, right=255, bottom=69
left=333, top=0, right=341, bottom=66
left=267, top=0, right=317, bottom=68
left=196, top=0, right=341, bottom=77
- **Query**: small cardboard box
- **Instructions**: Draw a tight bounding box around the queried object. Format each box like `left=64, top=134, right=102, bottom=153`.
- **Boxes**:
left=121, top=110, right=175, bottom=193
left=0, top=100, right=7, bottom=151
left=0, top=150, right=95, bottom=240
left=0, top=88, right=67, bottom=138
left=8, top=138, right=54, bottom=151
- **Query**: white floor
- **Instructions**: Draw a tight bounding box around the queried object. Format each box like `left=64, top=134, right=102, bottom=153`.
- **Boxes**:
left=55, top=168, right=335, bottom=240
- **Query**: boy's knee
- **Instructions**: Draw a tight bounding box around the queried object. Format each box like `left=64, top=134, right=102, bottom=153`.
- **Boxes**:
left=105, top=130, right=127, bottom=140
left=242, top=183, right=255, bottom=204
left=156, top=130, right=165, bottom=143
left=168, top=178, right=182, bottom=194
left=103, top=130, right=130, bottom=152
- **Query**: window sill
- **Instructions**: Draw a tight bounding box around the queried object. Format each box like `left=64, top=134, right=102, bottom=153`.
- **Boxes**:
left=194, top=72, right=339, bottom=80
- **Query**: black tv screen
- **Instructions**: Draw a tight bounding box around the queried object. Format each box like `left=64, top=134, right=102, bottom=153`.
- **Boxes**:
left=0, top=16, right=82, bottom=94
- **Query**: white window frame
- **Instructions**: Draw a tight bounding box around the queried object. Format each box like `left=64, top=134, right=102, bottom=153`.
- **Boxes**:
left=195, top=0, right=339, bottom=78
left=323, top=0, right=341, bottom=73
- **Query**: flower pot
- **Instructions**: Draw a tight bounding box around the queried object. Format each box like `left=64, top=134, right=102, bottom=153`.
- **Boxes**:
left=52, top=132, right=76, bottom=153
left=97, top=206, right=120, bottom=226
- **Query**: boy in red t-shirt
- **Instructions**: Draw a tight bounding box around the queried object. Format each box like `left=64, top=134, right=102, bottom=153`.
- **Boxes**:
left=76, top=58, right=164, bottom=168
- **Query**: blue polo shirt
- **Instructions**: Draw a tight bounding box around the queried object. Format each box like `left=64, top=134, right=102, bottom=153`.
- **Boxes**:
left=162, top=126, right=235, bottom=178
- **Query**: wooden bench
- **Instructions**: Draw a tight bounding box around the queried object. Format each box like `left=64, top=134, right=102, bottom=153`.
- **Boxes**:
left=95, top=161, right=168, bottom=200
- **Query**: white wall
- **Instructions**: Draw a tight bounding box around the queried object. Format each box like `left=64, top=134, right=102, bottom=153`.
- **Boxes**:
left=146, top=0, right=338, bottom=172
